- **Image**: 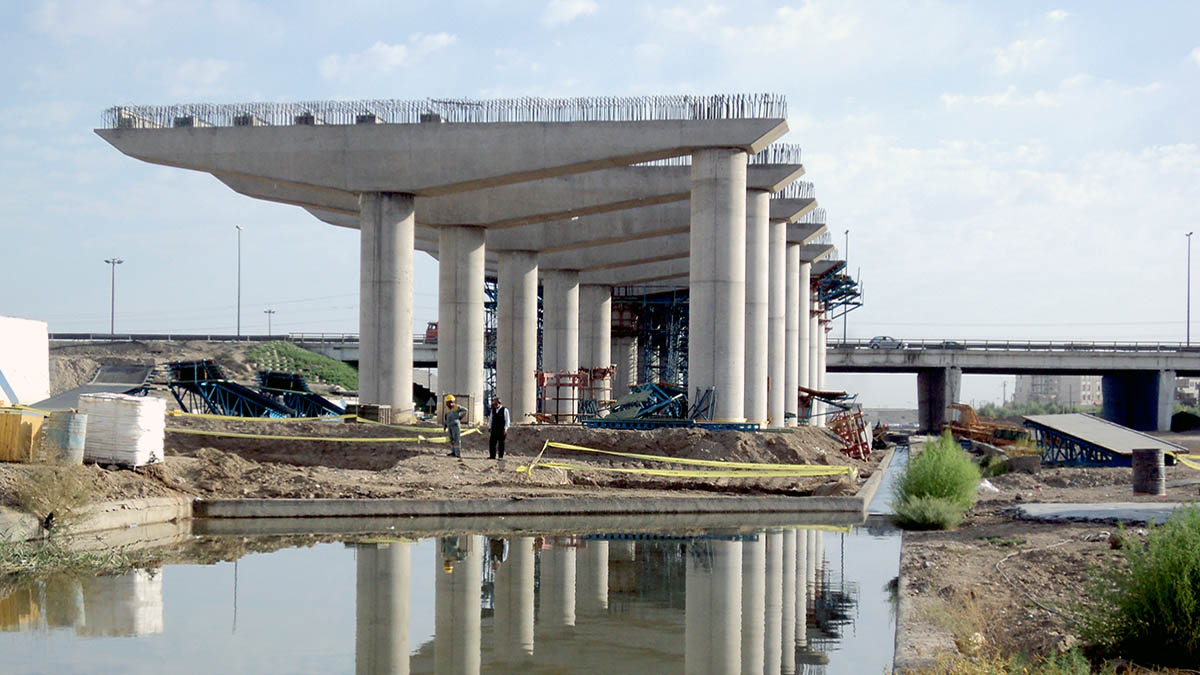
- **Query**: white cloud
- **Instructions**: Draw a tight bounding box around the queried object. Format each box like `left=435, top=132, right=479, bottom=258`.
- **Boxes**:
left=1190, top=47, right=1200, bottom=67
left=1046, top=9, right=1071, bottom=22
left=169, top=58, right=233, bottom=98
left=541, top=0, right=597, bottom=27
left=993, top=37, right=1050, bottom=74
left=319, top=33, right=457, bottom=81
left=940, top=85, right=1060, bottom=108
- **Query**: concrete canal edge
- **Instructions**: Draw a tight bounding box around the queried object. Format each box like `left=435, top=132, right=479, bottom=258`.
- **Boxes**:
left=2, top=448, right=896, bottom=542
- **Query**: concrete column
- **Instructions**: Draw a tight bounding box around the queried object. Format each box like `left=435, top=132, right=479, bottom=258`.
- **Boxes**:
left=356, top=542, right=411, bottom=675
left=795, top=530, right=808, bottom=649
left=612, top=336, right=638, bottom=399
left=539, top=543, right=576, bottom=633
left=577, top=540, right=609, bottom=616
left=805, top=530, right=817, bottom=598
left=493, top=536, right=535, bottom=663
left=1101, top=370, right=1176, bottom=432
left=741, top=536, right=766, bottom=675
left=435, top=536, right=481, bottom=675
left=798, top=263, right=811, bottom=424
left=542, top=270, right=580, bottom=422
left=579, top=285, right=613, bottom=404
left=785, top=244, right=801, bottom=427
left=767, top=219, right=787, bottom=428
left=497, top=251, right=539, bottom=422
left=817, top=317, right=828, bottom=428
left=764, top=531, right=783, bottom=675
left=808, top=301, right=821, bottom=425
left=917, top=367, right=963, bottom=433
left=689, top=148, right=748, bottom=421
left=781, top=530, right=797, bottom=675
left=745, top=190, right=770, bottom=424
left=685, top=540, right=742, bottom=675
left=438, top=226, right=486, bottom=423
left=359, top=192, right=414, bottom=420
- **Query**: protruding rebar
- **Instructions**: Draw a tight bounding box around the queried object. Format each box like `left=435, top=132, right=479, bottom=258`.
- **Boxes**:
left=103, top=94, right=787, bottom=129
left=799, top=207, right=827, bottom=225
left=748, top=143, right=802, bottom=165
left=777, top=180, right=815, bottom=199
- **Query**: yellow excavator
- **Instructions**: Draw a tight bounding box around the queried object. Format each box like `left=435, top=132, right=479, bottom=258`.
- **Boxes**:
left=942, top=403, right=1031, bottom=448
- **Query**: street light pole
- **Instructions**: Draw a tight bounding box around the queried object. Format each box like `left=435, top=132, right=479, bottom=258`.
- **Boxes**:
left=1189, top=231, right=1194, bottom=346
left=104, top=258, right=123, bottom=335
left=264, top=309, right=275, bottom=336
left=236, top=225, right=244, bottom=338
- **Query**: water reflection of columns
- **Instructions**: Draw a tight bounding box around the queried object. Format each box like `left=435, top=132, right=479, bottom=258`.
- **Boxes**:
left=493, top=536, right=535, bottom=665
left=577, top=540, right=609, bottom=616
left=764, top=531, right=783, bottom=674
left=795, top=530, right=808, bottom=650
left=357, top=542, right=411, bottom=675
left=781, top=530, right=797, bottom=675
left=685, top=539, right=742, bottom=675
left=539, top=541, right=576, bottom=633
left=741, top=535, right=766, bottom=675
left=435, top=536, right=481, bottom=675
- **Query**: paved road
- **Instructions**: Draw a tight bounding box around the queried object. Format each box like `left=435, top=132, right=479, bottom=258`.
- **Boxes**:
left=32, top=364, right=154, bottom=411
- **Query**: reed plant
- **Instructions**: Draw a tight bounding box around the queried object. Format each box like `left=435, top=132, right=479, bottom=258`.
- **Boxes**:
left=1074, top=506, right=1200, bottom=668
left=891, top=432, right=980, bottom=530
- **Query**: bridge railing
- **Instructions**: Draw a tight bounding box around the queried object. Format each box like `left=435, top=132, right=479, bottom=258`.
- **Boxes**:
left=830, top=339, right=1200, bottom=353
left=50, top=332, right=433, bottom=346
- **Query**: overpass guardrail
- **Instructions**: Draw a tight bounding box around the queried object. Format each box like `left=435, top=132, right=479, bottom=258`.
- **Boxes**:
left=831, top=339, right=1200, bottom=353
left=50, top=332, right=432, bottom=346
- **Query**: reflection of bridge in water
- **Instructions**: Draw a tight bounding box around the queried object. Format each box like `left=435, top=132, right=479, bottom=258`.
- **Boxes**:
left=357, top=527, right=860, bottom=674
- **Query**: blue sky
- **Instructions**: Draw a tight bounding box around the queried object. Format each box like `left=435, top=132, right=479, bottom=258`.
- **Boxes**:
left=2, top=1, right=1198, bottom=406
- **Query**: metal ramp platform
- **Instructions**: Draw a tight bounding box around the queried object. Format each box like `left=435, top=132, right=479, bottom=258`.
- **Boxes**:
left=31, top=364, right=154, bottom=411
left=167, top=360, right=294, bottom=418
left=255, top=370, right=346, bottom=417
left=1024, top=413, right=1187, bottom=467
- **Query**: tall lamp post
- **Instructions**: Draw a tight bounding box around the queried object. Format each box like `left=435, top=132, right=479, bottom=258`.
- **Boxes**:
left=104, top=258, right=123, bottom=335
left=1189, top=231, right=1194, bottom=346
left=843, top=229, right=849, bottom=344
left=264, top=309, right=275, bottom=336
left=236, top=225, right=244, bottom=337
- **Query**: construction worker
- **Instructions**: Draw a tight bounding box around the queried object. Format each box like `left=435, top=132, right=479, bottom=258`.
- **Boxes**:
left=443, top=394, right=468, bottom=458
left=487, top=397, right=510, bottom=459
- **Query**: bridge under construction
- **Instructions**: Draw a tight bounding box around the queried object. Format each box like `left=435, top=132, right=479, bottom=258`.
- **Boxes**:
left=96, top=94, right=861, bottom=428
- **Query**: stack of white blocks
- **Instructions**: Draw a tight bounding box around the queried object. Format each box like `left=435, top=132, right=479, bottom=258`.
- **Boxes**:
left=79, top=569, right=165, bottom=637
left=77, top=393, right=165, bottom=466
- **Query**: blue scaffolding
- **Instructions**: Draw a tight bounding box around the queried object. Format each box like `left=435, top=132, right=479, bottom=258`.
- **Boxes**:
left=167, top=360, right=294, bottom=418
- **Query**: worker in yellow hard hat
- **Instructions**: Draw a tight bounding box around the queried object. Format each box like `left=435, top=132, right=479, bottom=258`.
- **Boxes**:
left=443, top=394, right=467, bottom=458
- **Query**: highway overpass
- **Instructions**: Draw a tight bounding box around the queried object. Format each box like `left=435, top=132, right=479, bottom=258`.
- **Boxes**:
left=829, top=339, right=1200, bottom=432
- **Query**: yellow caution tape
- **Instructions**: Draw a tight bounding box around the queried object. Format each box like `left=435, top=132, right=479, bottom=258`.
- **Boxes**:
left=165, top=426, right=478, bottom=444
left=1173, top=454, right=1200, bottom=471
left=519, top=460, right=854, bottom=479
left=541, top=441, right=853, bottom=474
left=167, top=410, right=355, bottom=422
left=3, top=405, right=49, bottom=417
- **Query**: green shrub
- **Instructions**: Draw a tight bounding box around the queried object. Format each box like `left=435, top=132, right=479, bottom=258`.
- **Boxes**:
left=1075, top=506, right=1200, bottom=667
left=895, top=432, right=981, bottom=510
left=892, top=495, right=966, bottom=530
left=978, top=454, right=1009, bottom=478
left=247, top=341, right=358, bottom=391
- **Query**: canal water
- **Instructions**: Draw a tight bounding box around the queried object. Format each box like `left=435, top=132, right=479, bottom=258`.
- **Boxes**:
left=1, top=452, right=906, bottom=673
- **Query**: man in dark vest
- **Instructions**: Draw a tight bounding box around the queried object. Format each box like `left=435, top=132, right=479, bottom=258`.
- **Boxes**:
left=487, top=397, right=510, bottom=459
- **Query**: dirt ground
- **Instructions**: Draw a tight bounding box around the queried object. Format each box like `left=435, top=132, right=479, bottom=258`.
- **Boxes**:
left=898, top=456, right=1200, bottom=666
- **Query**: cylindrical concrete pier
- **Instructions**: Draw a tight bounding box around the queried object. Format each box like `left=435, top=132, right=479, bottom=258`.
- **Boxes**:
left=741, top=535, right=766, bottom=675
left=435, top=536, right=481, bottom=675
left=795, top=530, right=808, bottom=648
left=497, top=251, right=539, bottom=422
left=785, top=243, right=801, bottom=427
left=817, top=315, right=828, bottom=427
left=764, top=531, right=783, bottom=674
left=539, top=543, right=576, bottom=633
left=689, top=148, right=748, bottom=421
left=808, top=302, right=821, bottom=426
left=577, top=540, right=609, bottom=616
left=745, top=190, right=770, bottom=425
left=612, top=336, right=638, bottom=399
left=781, top=529, right=797, bottom=674
left=356, top=542, right=411, bottom=675
left=579, top=284, right=612, bottom=405
left=492, top=536, right=536, bottom=661
left=685, top=540, right=743, bottom=675
left=767, top=219, right=787, bottom=427
left=798, top=262, right=811, bottom=425
left=542, top=270, right=580, bottom=422
left=438, top=225, right=486, bottom=423
left=359, top=192, right=415, bottom=420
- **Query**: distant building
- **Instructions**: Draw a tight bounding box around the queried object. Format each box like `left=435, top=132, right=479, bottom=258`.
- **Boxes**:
left=1176, top=378, right=1200, bottom=407
left=1013, top=375, right=1102, bottom=407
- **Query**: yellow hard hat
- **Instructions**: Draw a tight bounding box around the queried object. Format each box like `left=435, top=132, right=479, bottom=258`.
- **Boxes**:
left=444, top=394, right=455, bottom=403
